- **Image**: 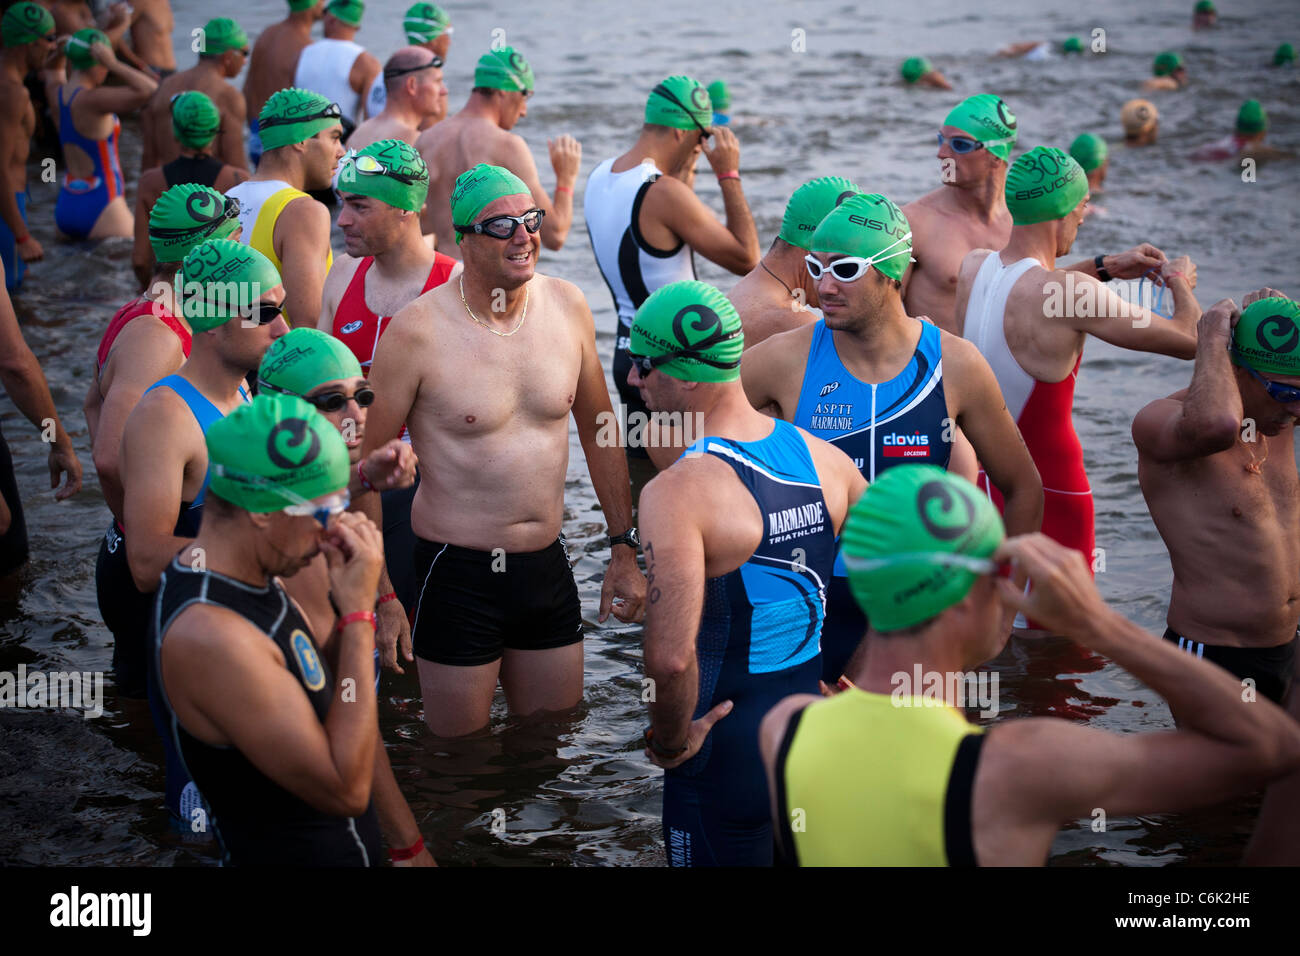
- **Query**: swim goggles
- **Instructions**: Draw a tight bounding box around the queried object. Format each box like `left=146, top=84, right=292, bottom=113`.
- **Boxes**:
left=454, top=208, right=545, bottom=240
left=211, top=466, right=352, bottom=528
left=148, top=195, right=241, bottom=242
left=840, top=551, right=1005, bottom=575
left=1232, top=352, right=1300, bottom=404
left=651, top=82, right=712, bottom=141
left=383, top=54, right=443, bottom=80
left=259, top=380, right=375, bottom=412
left=805, top=233, right=914, bottom=283
left=258, top=101, right=344, bottom=129
left=1138, top=269, right=1176, bottom=319
left=937, top=132, right=1015, bottom=155
left=340, top=149, right=424, bottom=185
left=624, top=339, right=742, bottom=375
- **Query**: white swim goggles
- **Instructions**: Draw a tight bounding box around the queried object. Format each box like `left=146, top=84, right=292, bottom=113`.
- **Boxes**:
left=840, top=551, right=1002, bottom=575
left=805, top=232, right=914, bottom=283
left=212, top=464, right=351, bottom=529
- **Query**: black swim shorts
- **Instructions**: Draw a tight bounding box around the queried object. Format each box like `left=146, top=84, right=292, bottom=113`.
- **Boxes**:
left=410, top=535, right=583, bottom=666
left=1163, top=627, right=1298, bottom=704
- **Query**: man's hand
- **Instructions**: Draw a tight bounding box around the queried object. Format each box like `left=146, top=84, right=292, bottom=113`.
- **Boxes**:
left=375, top=598, right=412, bottom=674
left=644, top=700, right=733, bottom=769
left=361, top=440, right=417, bottom=492
left=599, top=546, right=646, bottom=623
left=1199, top=298, right=1239, bottom=340
left=48, top=441, right=82, bottom=500
left=392, top=846, right=436, bottom=867
left=321, top=513, right=384, bottom=615
left=16, top=235, right=43, bottom=263
left=702, top=125, right=740, bottom=176
left=548, top=134, right=581, bottom=189
left=90, top=38, right=117, bottom=67
left=1103, top=243, right=1166, bottom=280
left=994, top=534, right=1108, bottom=638
left=1243, top=287, right=1290, bottom=309
left=1159, top=255, right=1197, bottom=288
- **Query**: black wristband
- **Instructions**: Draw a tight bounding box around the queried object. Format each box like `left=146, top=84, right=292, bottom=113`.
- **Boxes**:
left=1094, top=254, right=1112, bottom=283
left=644, top=726, right=687, bottom=758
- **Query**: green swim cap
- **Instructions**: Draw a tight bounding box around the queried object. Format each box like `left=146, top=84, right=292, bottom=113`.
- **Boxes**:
left=66, top=28, right=108, bottom=70
left=1153, top=51, right=1184, bottom=76
left=338, top=139, right=429, bottom=212
left=404, top=2, right=450, bottom=43
left=474, top=47, right=534, bottom=92
left=1231, top=297, right=1300, bottom=376
left=325, top=0, right=364, bottom=26
left=1068, top=132, right=1108, bottom=172
left=2, top=3, right=54, bottom=48
left=810, top=193, right=913, bottom=283
left=149, top=183, right=241, bottom=263
left=449, top=163, right=530, bottom=244
left=287, top=0, right=322, bottom=11
left=1236, top=99, right=1267, bottom=134
left=646, top=75, right=711, bottom=131
left=179, top=238, right=282, bottom=332
left=1274, top=43, right=1295, bottom=66
left=841, top=466, right=1005, bottom=632
left=259, top=328, right=362, bottom=397
left=258, top=87, right=342, bottom=151
left=630, top=281, right=743, bottom=383
left=779, top=176, right=864, bottom=250
left=207, top=392, right=350, bottom=513
left=901, top=56, right=931, bottom=84
left=1005, top=146, right=1088, bottom=225
left=171, top=90, right=221, bottom=150
left=201, top=17, right=247, bottom=55
left=943, top=93, right=1018, bottom=161
left=1062, top=36, right=1084, bottom=54
left=1194, top=1, right=1216, bottom=13
left=707, top=80, right=731, bottom=112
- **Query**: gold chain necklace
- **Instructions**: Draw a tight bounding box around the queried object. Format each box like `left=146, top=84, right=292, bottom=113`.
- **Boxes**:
left=459, top=276, right=528, bottom=337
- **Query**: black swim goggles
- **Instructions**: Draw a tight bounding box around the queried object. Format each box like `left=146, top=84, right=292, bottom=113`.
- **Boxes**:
left=651, top=83, right=712, bottom=141
left=240, top=302, right=286, bottom=325
left=258, top=101, right=344, bottom=129
left=383, top=54, right=444, bottom=80
left=149, top=196, right=241, bottom=242
left=454, top=208, right=545, bottom=240
left=624, top=341, right=742, bottom=375
left=1232, top=350, right=1300, bottom=404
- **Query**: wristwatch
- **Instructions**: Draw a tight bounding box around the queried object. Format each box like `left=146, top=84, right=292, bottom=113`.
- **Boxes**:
left=1094, top=254, right=1113, bottom=283
left=644, top=726, right=688, bottom=758
left=609, top=527, right=640, bottom=550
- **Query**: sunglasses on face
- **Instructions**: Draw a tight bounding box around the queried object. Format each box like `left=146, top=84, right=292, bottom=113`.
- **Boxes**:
left=303, top=386, right=375, bottom=413
left=382, top=54, right=443, bottom=80
left=342, top=150, right=423, bottom=186
left=242, top=302, right=285, bottom=325
left=258, top=101, right=343, bottom=129
left=651, top=83, right=712, bottom=141
left=1238, top=358, right=1300, bottom=404
left=454, top=208, right=545, bottom=240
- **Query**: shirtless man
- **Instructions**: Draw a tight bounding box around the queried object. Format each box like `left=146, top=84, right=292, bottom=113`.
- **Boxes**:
left=1121, top=99, right=1159, bottom=146
left=349, top=47, right=447, bottom=151
left=0, top=3, right=57, bottom=289
left=319, top=140, right=457, bottom=606
left=243, top=0, right=324, bottom=167
left=743, top=192, right=1042, bottom=682
left=728, top=176, right=861, bottom=349
left=364, top=3, right=451, bottom=120
left=900, top=56, right=952, bottom=89
left=415, top=47, right=580, bottom=252
left=629, top=279, right=865, bottom=867
left=955, top=146, right=1200, bottom=607
left=1190, top=100, right=1294, bottom=164
left=760, top=469, right=1300, bottom=866
left=1134, top=292, right=1300, bottom=705
left=358, top=164, right=646, bottom=737
left=1143, top=51, right=1189, bottom=92
left=140, top=17, right=248, bottom=172
left=127, top=0, right=174, bottom=77
left=227, top=87, right=344, bottom=327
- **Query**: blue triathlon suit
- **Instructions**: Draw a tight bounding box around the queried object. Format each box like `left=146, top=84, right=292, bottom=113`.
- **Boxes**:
left=54, top=86, right=124, bottom=240
left=0, top=192, right=28, bottom=291
left=791, top=319, right=951, bottom=682
left=662, top=419, right=834, bottom=867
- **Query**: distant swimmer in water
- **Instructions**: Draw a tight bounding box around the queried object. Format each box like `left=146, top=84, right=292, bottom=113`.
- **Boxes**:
left=1068, top=133, right=1108, bottom=217
left=899, top=56, right=952, bottom=89
left=349, top=47, right=448, bottom=150
left=630, top=279, right=864, bottom=867
left=363, top=3, right=453, bottom=122
left=759, top=468, right=1300, bottom=865
left=728, top=176, right=862, bottom=350
left=955, top=147, right=1200, bottom=619
left=48, top=28, right=157, bottom=240
left=1274, top=43, right=1295, bottom=67
left=1143, top=51, right=1189, bottom=92
left=1190, top=100, right=1294, bottom=163
left=1134, top=292, right=1300, bottom=706
left=995, top=36, right=1086, bottom=61
left=1192, top=0, right=1218, bottom=30
left=1121, top=98, right=1159, bottom=146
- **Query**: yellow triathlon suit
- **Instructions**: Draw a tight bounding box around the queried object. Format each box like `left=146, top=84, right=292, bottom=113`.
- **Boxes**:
left=225, top=179, right=332, bottom=324
left=773, top=689, right=984, bottom=866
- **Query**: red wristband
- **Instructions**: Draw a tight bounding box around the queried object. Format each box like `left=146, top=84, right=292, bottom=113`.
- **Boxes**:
left=377, top=591, right=399, bottom=605
left=337, top=610, right=377, bottom=633
left=357, top=461, right=376, bottom=493
left=14, top=234, right=29, bottom=244
left=716, top=170, right=740, bottom=182
left=389, top=835, right=424, bottom=862
left=555, top=184, right=573, bottom=194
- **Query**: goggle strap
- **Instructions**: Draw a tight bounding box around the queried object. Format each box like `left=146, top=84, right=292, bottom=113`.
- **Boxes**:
left=840, top=551, right=998, bottom=574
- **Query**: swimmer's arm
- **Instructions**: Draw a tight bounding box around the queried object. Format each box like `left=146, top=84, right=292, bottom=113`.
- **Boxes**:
left=317, top=256, right=354, bottom=333
left=651, top=174, right=758, bottom=276
left=164, top=607, right=378, bottom=818
left=1064, top=275, right=1198, bottom=358
left=948, top=337, right=1043, bottom=535
left=218, top=92, right=248, bottom=172
left=1131, top=303, right=1241, bottom=462
left=276, top=198, right=332, bottom=328
left=639, top=474, right=707, bottom=750
left=1243, top=685, right=1300, bottom=865
left=740, top=331, right=801, bottom=420
left=951, top=250, right=988, bottom=337
left=759, top=694, right=822, bottom=863
left=350, top=52, right=381, bottom=122
left=131, top=170, right=163, bottom=290
left=120, top=396, right=196, bottom=591
left=499, top=134, right=572, bottom=251
left=0, top=134, right=28, bottom=238
left=80, top=45, right=157, bottom=111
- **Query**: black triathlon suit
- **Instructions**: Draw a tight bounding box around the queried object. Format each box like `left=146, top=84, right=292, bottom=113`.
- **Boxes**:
left=163, top=154, right=225, bottom=189
left=153, top=555, right=383, bottom=865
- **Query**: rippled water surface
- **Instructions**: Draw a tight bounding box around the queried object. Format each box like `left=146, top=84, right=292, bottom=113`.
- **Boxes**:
left=2, top=0, right=1298, bottom=866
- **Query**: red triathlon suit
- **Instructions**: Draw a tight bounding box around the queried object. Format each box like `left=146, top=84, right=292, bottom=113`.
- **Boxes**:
left=97, top=297, right=191, bottom=375
left=961, top=254, right=1094, bottom=571
left=331, top=252, right=457, bottom=370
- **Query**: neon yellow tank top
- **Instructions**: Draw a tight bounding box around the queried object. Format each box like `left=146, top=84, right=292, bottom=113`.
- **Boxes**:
left=248, top=186, right=332, bottom=325
left=775, top=689, right=984, bottom=866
